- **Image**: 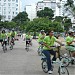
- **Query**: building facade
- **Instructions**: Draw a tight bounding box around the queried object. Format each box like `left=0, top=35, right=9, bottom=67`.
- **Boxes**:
left=36, top=0, right=67, bottom=17
left=25, top=4, right=36, bottom=21
left=0, top=0, right=22, bottom=21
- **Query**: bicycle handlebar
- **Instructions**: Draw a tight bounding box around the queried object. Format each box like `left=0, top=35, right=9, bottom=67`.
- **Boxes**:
left=50, top=44, right=64, bottom=48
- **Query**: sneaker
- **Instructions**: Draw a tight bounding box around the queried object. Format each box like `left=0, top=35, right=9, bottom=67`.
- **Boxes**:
left=48, top=70, right=53, bottom=74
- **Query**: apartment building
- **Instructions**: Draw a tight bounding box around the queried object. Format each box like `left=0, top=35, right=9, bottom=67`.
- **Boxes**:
left=0, top=0, right=21, bottom=21
left=36, top=0, right=67, bottom=17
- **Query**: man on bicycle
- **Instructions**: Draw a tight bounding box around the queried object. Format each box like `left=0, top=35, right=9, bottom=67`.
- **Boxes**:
left=10, top=29, right=16, bottom=45
left=65, top=30, right=75, bottom=64
left=42, top=30, right=63, bottom=74
left=25, top=32, right=32, bottom=47
left=1, top=30, right=7, bottom=49
left=38, top=30, right=46, bottom=45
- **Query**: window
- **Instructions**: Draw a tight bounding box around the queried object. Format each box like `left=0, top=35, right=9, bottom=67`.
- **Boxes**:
left=8, top=0, right=11, bottom=1
left=51, top=2, right=56, bottom=9
left=16, top=8, right=18, bottom=10
left=12, top=0, right=15, bottom=1
left=8, top=3, right=11, bottom=6
left=16, top=0, right=18, bottom=2
left=8, top=11, right=10, bottom=14
left=4, top=0, right=6, bottom=2
left=16, top=12, right=18, bottom=15
left=8, top=15, right=11, bottom=19
left=16, top=4, right=18, bottom=6
left=13, top=12, right=14, bottom=14
left=4, top=3, right=6, bottom=6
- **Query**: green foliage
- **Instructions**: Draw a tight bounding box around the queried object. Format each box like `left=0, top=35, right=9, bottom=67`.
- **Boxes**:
left=37, top=7, right=54, bottom=19
left=26, top=17, right=64, bottom=32
left=54, top=16, right=63, bottom=22
left=12, top=11, right=29, bottom=25
left=64, top=0, right=75, bottom=17
left=64, top=18, right=72, bottom=31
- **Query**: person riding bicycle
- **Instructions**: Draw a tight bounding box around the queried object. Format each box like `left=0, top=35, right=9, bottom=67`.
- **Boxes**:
left=25, top=32, right=32, bottom=47
left=1, top=30, right=7, bottom=48
left=7, top=31, right=11, bottom=45
left=38, top=30, right=46, bottom=45
left=42, top=30, right=63, bottom=74
left=0, top=31, right=3, bottom=44
left=65, top=30, right=75, bottom=64
left=10, top=29, right=16, bottom=45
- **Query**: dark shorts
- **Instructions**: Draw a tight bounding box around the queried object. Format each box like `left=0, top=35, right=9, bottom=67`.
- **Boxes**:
left=26, top=39, right=31, bottom=45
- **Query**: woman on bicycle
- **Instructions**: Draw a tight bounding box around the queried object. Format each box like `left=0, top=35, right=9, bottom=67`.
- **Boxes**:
left=42, top=30, right=63, bottom=74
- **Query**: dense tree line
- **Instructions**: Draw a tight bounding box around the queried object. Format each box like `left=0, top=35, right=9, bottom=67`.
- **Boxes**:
left=0, top=6, right=72, bottom=32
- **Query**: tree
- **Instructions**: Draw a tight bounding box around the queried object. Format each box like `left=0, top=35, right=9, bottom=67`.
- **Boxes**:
left=37, top=7, right=54, bottom=19
left=64, top=0, right=75, bottom=17
left=64, top=17, right=72, bottom=31
left=26, top=17, right=64, bottom=32
left=54, top=16, right=63, bottom=22
left=12, top=11, right=29, bottom=25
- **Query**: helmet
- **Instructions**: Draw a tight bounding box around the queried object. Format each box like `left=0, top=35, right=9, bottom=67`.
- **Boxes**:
left=41, top=30, right=44, bottom=32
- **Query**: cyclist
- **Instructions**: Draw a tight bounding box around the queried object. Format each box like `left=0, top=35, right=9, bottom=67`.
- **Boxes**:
left=10, top=29, right=16, bottom=45
left=42, top=30, right=63, bottom=74
left=25, top=32, right=32, bottom=47
left=65, top=30, right=75, bottom=64
left=7, top=31, right=11, bottom=45
left=38, top=30, right=46, bottom=44
left=1, top=30, right=7, bottom=48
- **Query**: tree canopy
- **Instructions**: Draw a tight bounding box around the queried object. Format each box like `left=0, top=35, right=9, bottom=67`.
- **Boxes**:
left=37, top=7, right=54, bottom=19
left=12, top=11, right=29, bottom=24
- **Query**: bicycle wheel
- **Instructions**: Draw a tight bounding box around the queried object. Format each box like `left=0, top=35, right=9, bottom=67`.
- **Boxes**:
left=25, top=44, right=29, bottom=52
left=42, top=60, right=48, bottom=73
left=3, top=45, right=6, bottom=53
left=58, top=66, right=69, bottom=75
left=61, top=57, right=70, bottom=67
left=10, top=43, right=13, bottom=50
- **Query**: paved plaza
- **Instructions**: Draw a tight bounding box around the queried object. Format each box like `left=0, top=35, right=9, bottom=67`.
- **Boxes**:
left=0, top=37, right=75, bottom=75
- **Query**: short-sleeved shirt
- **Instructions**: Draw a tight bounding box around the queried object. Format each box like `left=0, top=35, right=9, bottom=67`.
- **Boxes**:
left=38, top=33, right=46, bottom=42
left=1, top=33, right=7, bottom=39
left=7, top=32, right=11, bottom=37
left=65, top=36, right=75, bottom=51
left=66, top=36, right=74, bottom=45
left=26, top=34, right=31, bottom=40
left=11, top=32, right=15, bottom=37
left=43, top=36, right=57, bottom=50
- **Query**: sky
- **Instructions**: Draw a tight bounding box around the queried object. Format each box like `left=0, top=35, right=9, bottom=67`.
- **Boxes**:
left=22, top=0, right=43, bottom=11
